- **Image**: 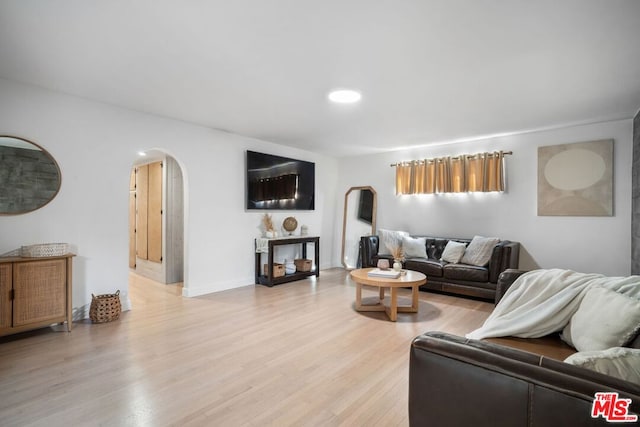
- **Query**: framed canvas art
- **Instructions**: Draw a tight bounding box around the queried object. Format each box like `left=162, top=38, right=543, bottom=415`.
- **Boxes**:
left=538, top=139, right=613, bottom=216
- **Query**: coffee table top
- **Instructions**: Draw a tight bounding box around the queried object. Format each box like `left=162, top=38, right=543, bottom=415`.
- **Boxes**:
left=350, top=268, right=426, bottom=287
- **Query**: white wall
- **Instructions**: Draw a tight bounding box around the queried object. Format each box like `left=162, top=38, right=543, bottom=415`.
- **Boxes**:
left=334, top=119, right=633, bottom=276
left=0, top=79, right=339, bottom=314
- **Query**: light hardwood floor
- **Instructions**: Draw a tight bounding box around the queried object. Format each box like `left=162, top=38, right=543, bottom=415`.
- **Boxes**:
left=0, top=268, right=493, bottom=427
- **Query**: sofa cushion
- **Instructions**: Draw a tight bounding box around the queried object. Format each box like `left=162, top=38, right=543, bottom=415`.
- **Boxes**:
left=443, top=263, right=489, bottom=282
left=425, top=238, right=452, bottom=260
left=402, top=236, right=427, bottom=258
left=440, top=241, right=466, bottom=263
left=378, top=229, right=410, bottom=255
left=405, top=259, right=444, bottom=277
left=461, top=235, right=500, bottom=267
left=561, top=286, right=640, bottom=351
left=564, top=347, right=640, bottom=384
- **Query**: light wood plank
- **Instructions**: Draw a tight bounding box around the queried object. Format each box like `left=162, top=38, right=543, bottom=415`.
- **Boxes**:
left=0, top=268, right=493, bottom=426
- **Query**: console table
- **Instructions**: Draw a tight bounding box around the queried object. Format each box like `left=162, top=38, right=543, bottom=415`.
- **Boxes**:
left=255, top=236, right=319, bottom=286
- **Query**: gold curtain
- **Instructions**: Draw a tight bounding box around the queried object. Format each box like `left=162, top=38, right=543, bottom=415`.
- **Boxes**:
left=413, top=161, right=437, bottom=194
left=484, top=151, right=504, bottom=191
left=395, top=163, right=413, bottom=195
left=435, top=158, right=450, bottom=193
left=394, top=151, right=507, bottom=194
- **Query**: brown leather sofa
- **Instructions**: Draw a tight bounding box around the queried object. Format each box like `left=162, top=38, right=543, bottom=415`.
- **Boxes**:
left=409, top=331, right=640, bottom=427
left=360, top=235, right=520, bottom=300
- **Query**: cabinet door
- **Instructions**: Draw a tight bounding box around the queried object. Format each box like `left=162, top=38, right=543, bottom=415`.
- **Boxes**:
left=13, top=260, right=66, bottom=327
left=136, top=164, right=149, bottom=260
left=148, top=161, right=163, bottom=263
left=0, top=264, right=11, bottom=330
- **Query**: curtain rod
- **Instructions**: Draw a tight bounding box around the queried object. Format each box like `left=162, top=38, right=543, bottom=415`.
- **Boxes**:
left=390, top=150, right=513, bottom=167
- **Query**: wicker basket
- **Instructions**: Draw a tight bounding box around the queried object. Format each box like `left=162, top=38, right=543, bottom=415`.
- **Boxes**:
left=263, top=263, right=285, bottom=277
left=294, top=259, right=312, bottom=272
left=90, top=290, right=121, bottom=323
left=21, top=243, right=69, bottom=258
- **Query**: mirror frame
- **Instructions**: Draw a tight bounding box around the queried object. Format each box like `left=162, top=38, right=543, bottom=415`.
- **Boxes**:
left=341, top=186, right=377, bottom=269
left=0, top=135, right=62, bottom=215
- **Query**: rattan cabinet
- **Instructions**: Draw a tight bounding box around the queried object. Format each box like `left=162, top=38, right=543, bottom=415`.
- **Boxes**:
left=0, top=254, right=74, bottom=336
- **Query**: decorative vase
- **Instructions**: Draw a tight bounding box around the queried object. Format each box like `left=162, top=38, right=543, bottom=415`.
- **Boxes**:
left=393, top=260, right=402, bottom=272
left=284, top=259, right=296, bottom=275
left=377, top=259, right=390, bottom=270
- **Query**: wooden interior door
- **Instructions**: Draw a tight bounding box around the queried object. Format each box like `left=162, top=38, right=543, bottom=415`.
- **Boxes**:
left=12, top=260, right=66, bottom=327
left=136, top=164, right=149, bottom=260
left=148, top=161, right=163, bottom=263
left=0, top=264, right=12, bottom=330
left=129, top=192, right=137, bottom=268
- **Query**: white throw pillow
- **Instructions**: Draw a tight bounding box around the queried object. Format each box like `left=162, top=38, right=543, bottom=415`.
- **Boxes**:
left=565, top=347, right=640, bottom=384
left=440, top=241, right=467, bottom=264
left=378, top=229, right=410, bottom=255
left=561, top=286, right=640, bottom=352
left=402, top=236, right=427, bottom=259
left=460, top=235, right=500, bottom=267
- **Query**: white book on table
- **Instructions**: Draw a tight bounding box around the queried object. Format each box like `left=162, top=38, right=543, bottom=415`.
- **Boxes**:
left=367, top=268, right=400, bottom=279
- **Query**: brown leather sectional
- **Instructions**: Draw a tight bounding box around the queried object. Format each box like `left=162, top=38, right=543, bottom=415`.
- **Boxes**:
left=408, top=269, right=640, bottom=425
left=360, top=235, right=520, bottom=300
left=409, top=331, right=640, bottom=426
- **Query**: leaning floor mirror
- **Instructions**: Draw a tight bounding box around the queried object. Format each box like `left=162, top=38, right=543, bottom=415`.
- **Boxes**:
left=341, top=186, right=377, bottom=269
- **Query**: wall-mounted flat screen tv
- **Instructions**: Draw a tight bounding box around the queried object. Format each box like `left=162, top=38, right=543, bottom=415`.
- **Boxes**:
left=246, top=150, right=315, bottom=210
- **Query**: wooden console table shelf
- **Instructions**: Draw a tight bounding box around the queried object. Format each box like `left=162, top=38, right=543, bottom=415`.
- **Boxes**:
left=255, top=236, right=320, bottom=286
left=0, top=253, right=74, bottom=337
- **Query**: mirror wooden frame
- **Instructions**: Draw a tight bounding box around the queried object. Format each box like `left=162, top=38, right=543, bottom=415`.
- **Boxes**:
left=0, top=135, right=62, bottom=215
left=341, top=186, right=377, bottom=269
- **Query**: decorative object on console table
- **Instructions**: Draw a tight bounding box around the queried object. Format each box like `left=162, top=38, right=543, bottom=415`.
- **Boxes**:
left=294, top=258, right=312, bottom=272
left=263, top=263, right=285, bottom=278
left=300, top=225, right=308, bottom=236
left=89, top=290, right=121, bottom=323
left=262, top=213, right=276, bottom=237
left=284, top=259, right=296, bottom=275
left=283, top=216, right=298, bottom=235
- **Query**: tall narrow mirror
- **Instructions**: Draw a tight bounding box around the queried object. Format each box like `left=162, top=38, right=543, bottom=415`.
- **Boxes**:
left=0, top=136, right=61, bottom=215
left=342, top=186, right=377, bottom=269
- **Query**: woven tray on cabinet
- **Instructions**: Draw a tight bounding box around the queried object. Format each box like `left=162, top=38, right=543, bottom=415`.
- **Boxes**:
left=21, top=243, right=68, bottom=257
left=90, top=290, right=121, bottom=323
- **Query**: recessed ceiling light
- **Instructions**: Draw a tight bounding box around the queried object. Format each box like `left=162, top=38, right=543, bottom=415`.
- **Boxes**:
left=328, top=89, right=361, bottom=104
left=138, top=151, right=147, bottom=156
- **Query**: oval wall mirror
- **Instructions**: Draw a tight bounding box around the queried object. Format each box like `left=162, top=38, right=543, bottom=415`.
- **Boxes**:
left=0, top=135, right=61, bottom=215
left=341, top=186, right=377, bottom=269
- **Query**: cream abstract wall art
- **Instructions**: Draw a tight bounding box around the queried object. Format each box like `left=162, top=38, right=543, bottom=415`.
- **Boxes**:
left=538, top=139, right=613, bottom=216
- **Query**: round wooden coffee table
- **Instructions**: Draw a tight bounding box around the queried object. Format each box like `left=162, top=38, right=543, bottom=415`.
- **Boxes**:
left=349, top=268, right=427, bottom=321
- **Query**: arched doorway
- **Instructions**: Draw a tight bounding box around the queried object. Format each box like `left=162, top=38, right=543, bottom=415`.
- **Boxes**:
left=129, top=150, right=185, bottom=284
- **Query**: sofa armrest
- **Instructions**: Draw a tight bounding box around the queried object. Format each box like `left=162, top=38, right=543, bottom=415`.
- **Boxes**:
left=488, top=240, right=520, bottom=284
left=495, top=268, right=529, bottom=304
left=359, top=235, right=380, bottom=267
left=409, top=331, right=640, bottom=427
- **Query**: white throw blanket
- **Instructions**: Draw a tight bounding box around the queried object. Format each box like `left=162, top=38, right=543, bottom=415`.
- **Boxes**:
left=466, top=269, right=640, bottom=340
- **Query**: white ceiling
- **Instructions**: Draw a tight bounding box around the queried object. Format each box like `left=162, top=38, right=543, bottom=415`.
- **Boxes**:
left=1, top=1, right=639, bottom=157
